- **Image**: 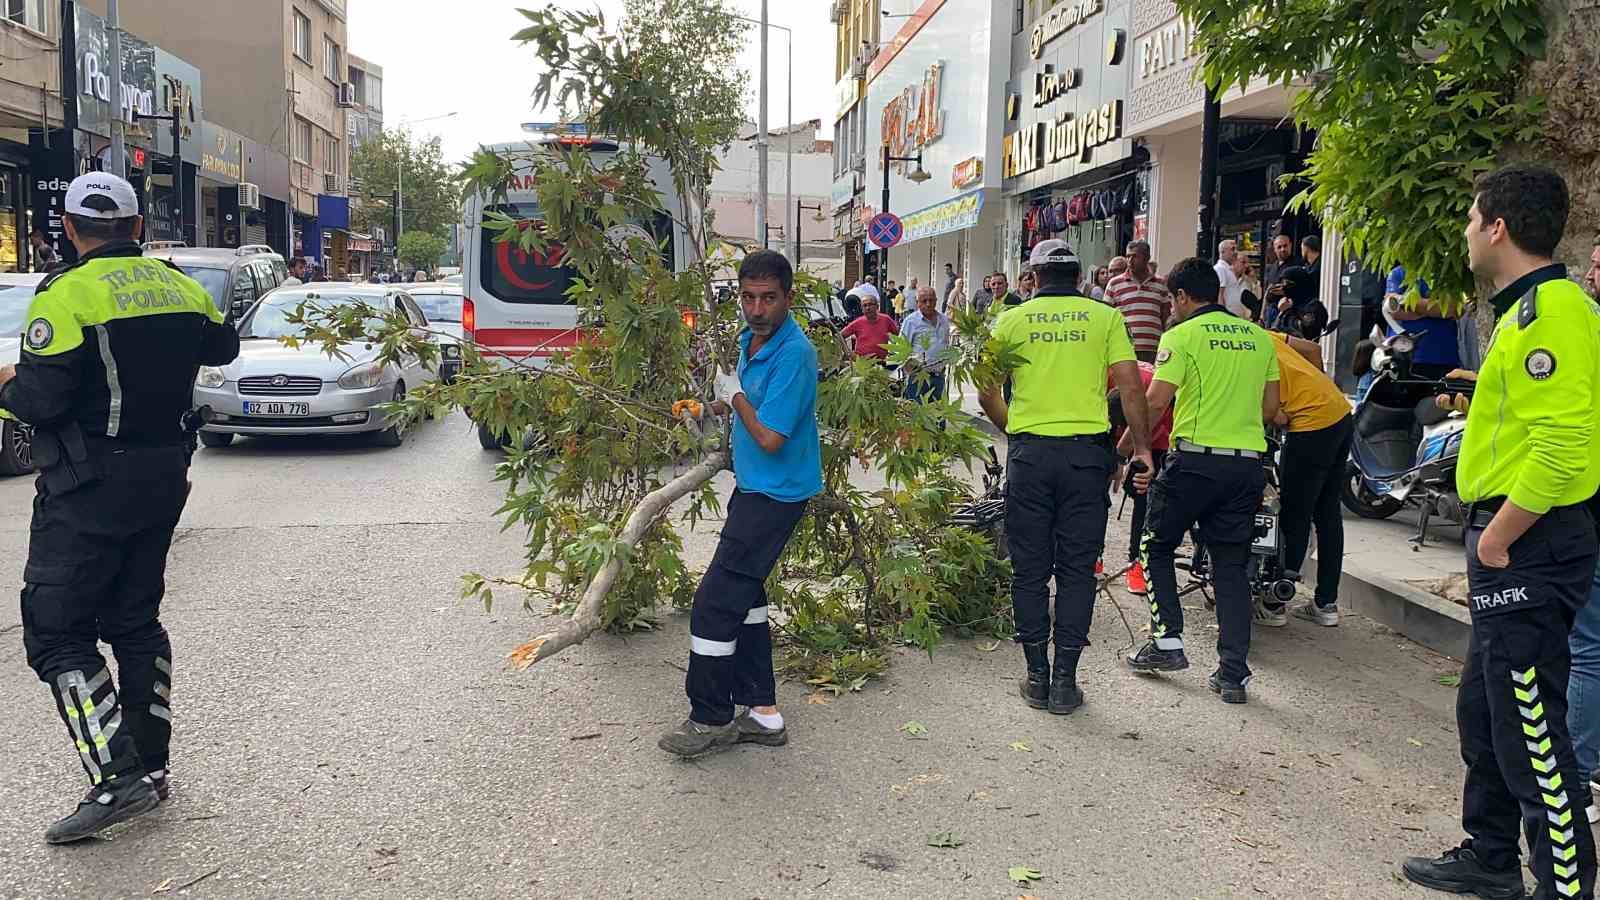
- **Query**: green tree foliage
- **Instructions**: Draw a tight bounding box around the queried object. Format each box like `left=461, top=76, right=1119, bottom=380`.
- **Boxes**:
left=350, top=129, right=460, bottom=240
left=291, top=1, right=1012, bottom=692
left=1182, top=0, right=1547, bottom=302
left=397, top=231, right=446, bottom=273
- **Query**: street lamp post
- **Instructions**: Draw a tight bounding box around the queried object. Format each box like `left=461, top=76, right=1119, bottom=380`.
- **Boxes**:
left=133, top=104, right=186, bottom=245
left=734, top=14, right=792, bottom=260
left=879, top=143, right=930, bottom=281
left=796, top=200, right=825, bottom=271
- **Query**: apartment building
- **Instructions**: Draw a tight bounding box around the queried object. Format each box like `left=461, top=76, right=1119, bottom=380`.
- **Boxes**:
left=827, top=0, right=880, bottom=283
left=1, top=1, right=67, bottom=271
left=80, top=0, right=353, bottom=264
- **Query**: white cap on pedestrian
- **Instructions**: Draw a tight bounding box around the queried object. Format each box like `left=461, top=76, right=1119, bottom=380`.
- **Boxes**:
left=1028, top=239, right=1079, bottom=267
left=65, top=173, right=140, bottom=219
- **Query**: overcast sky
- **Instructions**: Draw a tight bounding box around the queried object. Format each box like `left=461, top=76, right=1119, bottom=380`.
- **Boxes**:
left=347, top=0, right=839, bottom=167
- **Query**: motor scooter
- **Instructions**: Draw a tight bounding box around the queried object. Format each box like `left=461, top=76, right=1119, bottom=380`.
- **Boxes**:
left=1341, top=330, right=1476, bottom=545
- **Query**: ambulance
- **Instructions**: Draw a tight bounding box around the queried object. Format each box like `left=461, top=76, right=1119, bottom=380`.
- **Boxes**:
left=461, top=125, right=689, bottom=448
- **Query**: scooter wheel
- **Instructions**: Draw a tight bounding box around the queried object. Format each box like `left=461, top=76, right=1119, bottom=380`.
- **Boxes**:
left=1341, top=463, right=1404, bottom=519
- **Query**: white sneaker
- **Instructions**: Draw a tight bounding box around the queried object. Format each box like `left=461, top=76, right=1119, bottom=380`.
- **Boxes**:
left=1292, top=602, right=1340, bottom=627
left=1253, top=596, right=1288, bottom=627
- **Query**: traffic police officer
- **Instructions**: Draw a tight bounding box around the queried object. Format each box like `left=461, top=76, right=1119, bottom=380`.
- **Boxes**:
left=0, top=173, right=239, bottom=843
left=980, top=239, right=1154, bottom=714
left=1403, top=165, right=1600, bottom=900
left=1126, top=258, right=1279, bottom=704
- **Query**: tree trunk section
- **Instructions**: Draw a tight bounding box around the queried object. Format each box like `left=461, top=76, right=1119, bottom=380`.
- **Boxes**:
left=508, top=451, right=729, bottom=670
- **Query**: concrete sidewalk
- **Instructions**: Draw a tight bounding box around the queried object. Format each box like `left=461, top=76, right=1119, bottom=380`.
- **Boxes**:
left=949, top=381, right=1473, bottom=660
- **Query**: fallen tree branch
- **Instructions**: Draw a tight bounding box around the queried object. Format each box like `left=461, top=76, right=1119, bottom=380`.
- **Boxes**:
left=508, top=450, right=729, bottom=669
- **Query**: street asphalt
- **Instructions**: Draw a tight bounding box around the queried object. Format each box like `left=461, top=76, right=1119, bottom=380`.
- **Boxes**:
left=0, top=412, right=1536, bottom=898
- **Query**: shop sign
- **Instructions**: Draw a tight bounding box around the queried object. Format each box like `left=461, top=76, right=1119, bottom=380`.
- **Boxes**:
left=74, top=6, right=158, bottom=140
left=1033, top=65, right=1081, bottom=108
left=200, top=121, right=244, bottom=183
left=830, top=173, right=856, bottom=211
left=154, top=49, right=204, bottom=165
left=952, top=157, right=983, bottom=189
left=880, top=62, right=944, bottom=167
left=1136, top=18, right=1196, bottom=83
left=1003, top=101, right=1123, bottom=178
left=1030, top=0, right=1106, bottom=59
left=900, top=190, right=983, bottom=245
left=834, top=76, right=860, bottom=121
left=1133, top=214, right=1148, bottom=242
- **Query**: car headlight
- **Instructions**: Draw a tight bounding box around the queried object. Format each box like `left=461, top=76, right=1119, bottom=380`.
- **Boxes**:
left=442, top=344, right=461, bottom=360
left=197, top=366, right=226, bottom=388
left=337, top=361, right=386, bottom=389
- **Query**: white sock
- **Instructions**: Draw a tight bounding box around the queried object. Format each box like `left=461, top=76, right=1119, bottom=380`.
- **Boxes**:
left=748, top=709, right=783, bottom=730
left=143, top=769, right=166, bottom=782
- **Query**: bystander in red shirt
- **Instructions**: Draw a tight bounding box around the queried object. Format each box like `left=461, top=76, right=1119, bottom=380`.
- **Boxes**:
left=840, top=311, right=899, bottom=360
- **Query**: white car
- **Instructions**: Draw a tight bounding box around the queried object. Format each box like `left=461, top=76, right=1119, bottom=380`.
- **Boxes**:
left=402, top=282, right=464, bottom=382
left=191, top=283, right=441, bottom=448
left=0, top=273, right=45, bottom=475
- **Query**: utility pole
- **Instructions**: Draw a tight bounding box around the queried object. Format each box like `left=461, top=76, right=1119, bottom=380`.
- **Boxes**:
left=755, top=0, right=769, bottom=249
left=784, top=29, right=792, bottom=264
left=108, top=0, right=125, bottom=176
left=1196, top=85, right=1221, bottom=260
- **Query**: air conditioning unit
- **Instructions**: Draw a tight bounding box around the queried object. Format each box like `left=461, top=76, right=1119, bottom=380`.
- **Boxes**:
left=337, top=82, right=356, bottom=108
left=238, top=183, right=261, bottom=210
left=850, top=54, right=868, bottom=79
left=323, top=172, right=341, bottom=194
left=828, top=0, right=847, bottom=24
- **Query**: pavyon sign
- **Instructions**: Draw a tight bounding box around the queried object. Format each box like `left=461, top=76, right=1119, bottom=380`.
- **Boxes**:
left=1030, top=0, right=1106, bottom=58
left=1002, top=101, right=1123, bottom=178
left=881, top=62, right=945, bottom=167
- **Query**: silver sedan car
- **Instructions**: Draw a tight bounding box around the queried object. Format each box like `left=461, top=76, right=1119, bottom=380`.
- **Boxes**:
left=193, top=284, right=439, bottom=447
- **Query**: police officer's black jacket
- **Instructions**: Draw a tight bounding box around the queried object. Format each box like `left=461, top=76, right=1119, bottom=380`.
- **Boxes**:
left=0, top=241, right=240, bottom=447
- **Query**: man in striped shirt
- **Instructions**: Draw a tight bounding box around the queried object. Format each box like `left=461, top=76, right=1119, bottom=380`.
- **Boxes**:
left=1104, top=240, right=1172, bottom=362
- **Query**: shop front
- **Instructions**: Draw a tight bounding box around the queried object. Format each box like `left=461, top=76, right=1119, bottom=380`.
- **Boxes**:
left=1125, top=2, right=1309, bottom=276
left=861, top=0, right=1011, bottom=298
left=199, top=120, right=243, bottom=247
left=68, top=5, right=193, bottom=244
left=318, top=193, right=350, bottom=277
left=1002, top=0, right=1140, bottom=282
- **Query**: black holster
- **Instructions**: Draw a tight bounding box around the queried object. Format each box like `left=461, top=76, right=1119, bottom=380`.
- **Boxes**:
left=31, top=422, right=102, bottom=495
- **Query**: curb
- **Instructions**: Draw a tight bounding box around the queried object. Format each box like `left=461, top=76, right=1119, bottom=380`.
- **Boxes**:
left=1304, top=555, right=1470, bottom=660
left=957, top=406, right=1472, bottom=660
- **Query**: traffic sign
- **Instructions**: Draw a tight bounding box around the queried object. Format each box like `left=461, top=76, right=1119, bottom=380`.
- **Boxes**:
left=868, top=212, right=904, bottom=249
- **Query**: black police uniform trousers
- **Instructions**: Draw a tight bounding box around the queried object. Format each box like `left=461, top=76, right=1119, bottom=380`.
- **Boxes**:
left=686, top=489, right=808, bottom=726
left=1278, top=415, right=1354, bottom=608
left=1457, top=505, right=1598, bottom=900
left=22, top=442, right=189, bottom=786
left=1140, top=450, right=1265, bottom=683
left=1124, top=448, right=1169, bottom=563
left=1006, top=432, right=1114, bottom=650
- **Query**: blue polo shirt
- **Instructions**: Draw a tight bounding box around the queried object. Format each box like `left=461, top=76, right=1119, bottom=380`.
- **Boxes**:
left=1385, top=265, right=1460, bottom=368
left=733, top=316, right=822, bottom=502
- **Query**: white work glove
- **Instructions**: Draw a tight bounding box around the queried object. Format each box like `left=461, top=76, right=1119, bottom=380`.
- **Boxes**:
left=714, top=367, right=744, bottom=405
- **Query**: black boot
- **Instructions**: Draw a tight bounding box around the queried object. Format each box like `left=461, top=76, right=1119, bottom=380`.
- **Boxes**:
left=1048, top=645, right=1083, bottom=715
left=44, top=778, right=161, bottom=844
left=1127, top=640, right=1189, bottom=672
left=1399, top=846, right=1524, bottom=900
left=1018, top=642, right=1049, bottom=710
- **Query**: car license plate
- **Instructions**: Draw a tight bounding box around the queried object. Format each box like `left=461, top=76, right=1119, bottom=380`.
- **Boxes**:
left=242, top=401, right=310, bottom=417
left=1252, top=513, right=1279, bottom=552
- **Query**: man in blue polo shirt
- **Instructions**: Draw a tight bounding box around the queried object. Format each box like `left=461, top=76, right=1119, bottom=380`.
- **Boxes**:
left=1384, top=264, right=1462, bottom=380
left=659, top=249, right=822, bottom=759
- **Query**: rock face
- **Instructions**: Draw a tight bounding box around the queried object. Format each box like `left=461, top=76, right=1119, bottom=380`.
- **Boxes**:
left=1525, top=0, right=1600, bottom=266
